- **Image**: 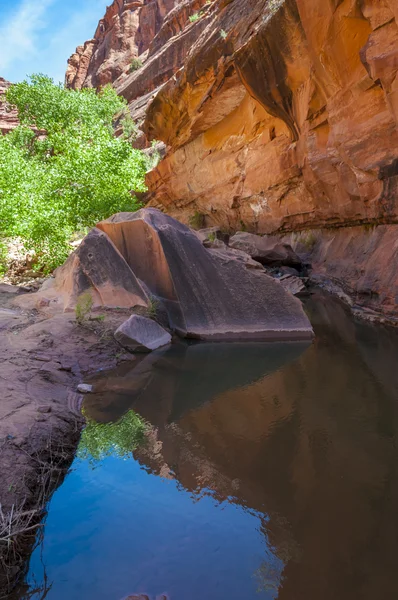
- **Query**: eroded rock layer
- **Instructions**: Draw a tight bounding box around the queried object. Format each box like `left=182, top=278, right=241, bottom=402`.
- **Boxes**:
left=284, top=224, right=398, bottom=321
left=0, top=78, right=19, bottom=134
left=143, top=0, right=398, bottom=234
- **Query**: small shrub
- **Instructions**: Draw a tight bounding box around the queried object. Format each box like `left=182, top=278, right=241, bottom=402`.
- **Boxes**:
left=207, top=232, right=217, bottom=243
left=189, top=12, right=200, bottom=23
left=147, top=297, right=159, bottom=319
left=130, top=58, right=143, bottom=72
left=120, top=113, right=138, bottom=141
left=189, top=211, right=206, bottom=230
left=148, top=140, right=162, bottom=169
left=220, top=29, right=228, bottom=39
left=75, top=292, right=93, bottom=325
left=301, top=232, right=317, bottom=251
left=268, top=0, right=285, bottom=14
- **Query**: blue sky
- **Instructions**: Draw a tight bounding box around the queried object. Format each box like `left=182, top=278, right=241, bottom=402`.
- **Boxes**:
left=0, top=0, right=108, bottom=84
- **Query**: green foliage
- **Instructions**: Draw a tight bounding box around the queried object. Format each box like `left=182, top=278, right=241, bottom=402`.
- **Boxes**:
left=147, top=297, right=159, bottom=319
left=147, top=140, right=162, bottom=170
left=301, top=232, right=317, bottom=251
left=0, top=240, right=8, bottom=276
left=130, top=58, right=143, bottom=72
left=75, top=292, right=94, bottom=325
left=120, top=112, right=138, bottom=141
left=0, top=75, right=149, bottom=271
left=77, top=410, right=147, bottom=463
left=189, top=211, right=205, bottom=230
left=220, top=29, right=228, bottom=39
left=268, top=0, right=285, bottom=14
left=189, top=12, right=200, bottom=22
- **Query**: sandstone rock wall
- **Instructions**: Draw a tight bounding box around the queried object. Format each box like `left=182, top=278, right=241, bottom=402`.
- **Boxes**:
left=284, top=224, right=398, bottom=320
left=143, top=0, right=398, bottom=235
left=66, top=0, right=208, bottom=90
left=0, top=78, right=19, bottom=134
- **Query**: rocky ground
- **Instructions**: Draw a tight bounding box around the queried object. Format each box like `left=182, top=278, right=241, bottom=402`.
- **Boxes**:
left=0, top=283, right=138, bottom=595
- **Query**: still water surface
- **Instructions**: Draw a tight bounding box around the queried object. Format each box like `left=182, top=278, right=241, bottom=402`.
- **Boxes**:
left=17, top=293, right=398, bottom=599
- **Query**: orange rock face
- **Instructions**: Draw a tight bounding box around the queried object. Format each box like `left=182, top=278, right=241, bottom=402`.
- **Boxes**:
left=67, top=0, right=398, bottom=319
left=0, top=78, right=19, bottom=134
left=142, top=0, right=398, bottom=236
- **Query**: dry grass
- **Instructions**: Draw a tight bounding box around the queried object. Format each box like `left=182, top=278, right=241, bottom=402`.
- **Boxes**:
left=0, top=428, right=80, bottom=597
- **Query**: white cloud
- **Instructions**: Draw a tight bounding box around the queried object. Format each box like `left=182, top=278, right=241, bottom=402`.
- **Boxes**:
left=0, top=0, right=108, bottom=83
left=0, top=0, right=55, bottom=71
left=45, top=0, right=108, bottom=83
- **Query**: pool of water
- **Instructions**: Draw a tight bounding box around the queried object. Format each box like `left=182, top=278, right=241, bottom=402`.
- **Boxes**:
left=14, top=292, right=398, bottom=600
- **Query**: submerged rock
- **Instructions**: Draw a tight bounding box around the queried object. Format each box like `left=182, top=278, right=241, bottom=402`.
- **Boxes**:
left=98, top=208, right=313, bottom=341
left=229, top=232, right=302, bottom=267
left=115, top=314, right=172, bottom=352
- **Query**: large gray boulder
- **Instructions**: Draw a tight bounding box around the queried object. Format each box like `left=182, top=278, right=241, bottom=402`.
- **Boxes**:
left=115, top=314, right=171, bottom=352
left=229, top=231, right=302, bottom=267
left=22, top=227, right=149, bottom=312
left=98, top=208, right=313, bottom=341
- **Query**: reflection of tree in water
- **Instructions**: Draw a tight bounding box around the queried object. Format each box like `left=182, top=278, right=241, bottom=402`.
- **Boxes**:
left=254, top=560, right=283, bottom=597
left=77, top=410, right=147, bottom=463
left=253, top=513, right=301, bottom=597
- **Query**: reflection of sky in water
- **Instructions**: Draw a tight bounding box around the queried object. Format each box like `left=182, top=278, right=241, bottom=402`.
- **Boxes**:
left=26, top=455, right=283, bottom=600
left=20, top=292, right=398, bottom=600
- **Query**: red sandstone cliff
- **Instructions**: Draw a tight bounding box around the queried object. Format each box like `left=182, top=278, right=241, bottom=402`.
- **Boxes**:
left=0, top=78, right=19, bottom=134
left=66, top=0, right=208, bottom=89
left=68, top=0, right=398, bottom=320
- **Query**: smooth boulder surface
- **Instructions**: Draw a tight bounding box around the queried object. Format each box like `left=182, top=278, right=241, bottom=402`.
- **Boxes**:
left=229, top=232, right=302, bottom=267
left=33, top=227, right=149, bottom=311
left=115, top=314, right=172, bottom=352
left=98, top=208, right=313, bottom=341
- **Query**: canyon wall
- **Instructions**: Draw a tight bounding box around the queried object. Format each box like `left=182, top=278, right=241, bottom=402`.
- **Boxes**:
left=68, top=0, right=398, bottom=320
left=0, top=78, right=19, bottom=134
left=66, top=0, right=208, bottom=90
left=142, top=0, right=398, bottom=232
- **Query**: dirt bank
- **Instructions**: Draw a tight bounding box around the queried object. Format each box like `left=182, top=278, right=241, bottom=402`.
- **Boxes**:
left=0, top=283, right=137, bottom=596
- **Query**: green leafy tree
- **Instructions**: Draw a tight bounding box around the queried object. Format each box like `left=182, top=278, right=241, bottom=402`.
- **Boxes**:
left=0, top=75, right=149, bottom=270
left=77, top=410, right=147, bottom=463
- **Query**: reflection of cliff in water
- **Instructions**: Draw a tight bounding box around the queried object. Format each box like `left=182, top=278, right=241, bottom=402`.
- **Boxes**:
left=84, top=292, right=398, bottom=600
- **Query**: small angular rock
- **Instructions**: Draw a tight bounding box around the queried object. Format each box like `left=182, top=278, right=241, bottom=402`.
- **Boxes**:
left=115, top=314, right=172, bottom=353
left=77, top=384, right=93, bottom=394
